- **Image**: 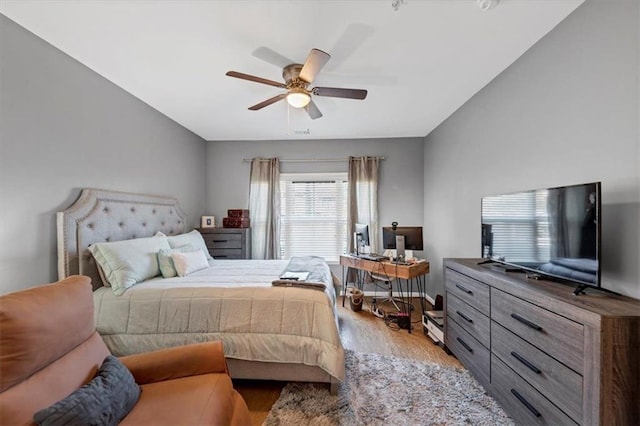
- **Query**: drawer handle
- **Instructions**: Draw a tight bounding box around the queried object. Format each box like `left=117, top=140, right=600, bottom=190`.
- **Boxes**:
left=511, top=351, right=542, bottom=374
left=213, top=239, right=228, bottom=243
left=456, top=310, right=473, bottom=323
left=510, top=389, right=541, bottom=418
left=456, top=337, right=473, bottom=353
left=215, top=255, right=228, bottom=258
left=455, top=283, right=473, bottom=294
left=510, top=313, right=543, bottom=331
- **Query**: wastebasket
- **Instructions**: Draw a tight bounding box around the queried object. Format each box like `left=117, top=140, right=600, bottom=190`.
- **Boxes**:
left=349, top=288, right=364, bottom=312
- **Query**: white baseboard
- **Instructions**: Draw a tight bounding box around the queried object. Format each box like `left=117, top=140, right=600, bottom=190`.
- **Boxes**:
left=346, top=289, right=434, bottom=304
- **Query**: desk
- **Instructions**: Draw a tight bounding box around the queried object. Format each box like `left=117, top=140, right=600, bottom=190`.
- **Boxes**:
left=339, top=255, right=429, bottom=333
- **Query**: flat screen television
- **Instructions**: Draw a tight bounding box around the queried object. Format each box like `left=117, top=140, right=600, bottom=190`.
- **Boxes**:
left=481, top=182, right=601, bottom=294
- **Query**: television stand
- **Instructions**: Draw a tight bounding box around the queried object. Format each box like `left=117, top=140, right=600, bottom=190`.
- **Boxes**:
left=444, top=258, right=640, bottom=425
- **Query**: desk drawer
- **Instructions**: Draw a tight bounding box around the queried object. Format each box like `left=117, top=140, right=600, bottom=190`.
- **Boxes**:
left=446, top=293, right=490, bottom=348
left=491, top=355, right=577, bottom=425
left=491, top=289, right=584, bottom=373
left=445, top=268, right=490, bottom=316
left=203, top=233, right=243, bottom=249
left=446, top=317, right=490, bottom=388
left=492, top=322, right=583, bottom=423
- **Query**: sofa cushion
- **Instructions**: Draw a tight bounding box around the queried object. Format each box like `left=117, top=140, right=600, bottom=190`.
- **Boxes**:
left=33, top=355, right=140, bottom=426
left=120, top=373, right=249, bottom=426
left=0, top=276, right=95, bottom=393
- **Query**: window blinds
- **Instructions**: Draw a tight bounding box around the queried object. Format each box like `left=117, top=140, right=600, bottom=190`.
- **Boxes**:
left=280, top=172, right=348, bottom=262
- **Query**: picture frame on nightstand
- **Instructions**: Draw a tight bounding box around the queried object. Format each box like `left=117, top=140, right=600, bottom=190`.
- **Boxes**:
left=201, top=215, right=215, bottom=228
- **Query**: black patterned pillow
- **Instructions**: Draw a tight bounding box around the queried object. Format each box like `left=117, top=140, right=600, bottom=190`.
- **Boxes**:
left=34, top=355, right=140, bottom=426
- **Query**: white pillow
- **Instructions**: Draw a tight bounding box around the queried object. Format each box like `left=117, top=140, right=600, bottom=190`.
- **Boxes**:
left=157, top=245, right=197, bottom=278
left=88, top=235, right=170, bottom=295
left=156, top=230, right=212, bottom=260
left=171, top=250, right=209, bottom=277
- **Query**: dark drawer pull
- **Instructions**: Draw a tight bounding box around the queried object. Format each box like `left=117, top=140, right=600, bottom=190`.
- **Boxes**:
left=215, top=255, right=228, bottom=258
left=510, top=313, right=543, bottom=331
left=456, top=337, right=473, bottom=353
left=511, top=351, right=542, bottom=374
left=456, top=310, right=473, bottom=323
left=510, top=389, right=541, bottom=418
left=455, top=283, right=473, bottom=294
left=213, top=239, right=228, bottom=243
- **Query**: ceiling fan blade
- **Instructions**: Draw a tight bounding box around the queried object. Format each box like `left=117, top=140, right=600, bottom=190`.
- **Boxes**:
left=313, top=87, right=368, bottom=100
left=226, top=71, right=286, bottom=88
left=304, top=100, right=323, bottom=120
left=248, top=93, right=287, bottom=110
left=299, top=48, right=331, bottom=84
left=252, top=47, right=295, bottom=68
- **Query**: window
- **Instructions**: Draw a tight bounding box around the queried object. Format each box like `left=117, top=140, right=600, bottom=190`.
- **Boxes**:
left=279, top=172, right=348, bottom=262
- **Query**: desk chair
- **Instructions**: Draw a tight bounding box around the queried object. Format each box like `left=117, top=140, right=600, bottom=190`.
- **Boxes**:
left=370, top=272, right=405, bottom=313
left=370, top=249, right=416, bottom=315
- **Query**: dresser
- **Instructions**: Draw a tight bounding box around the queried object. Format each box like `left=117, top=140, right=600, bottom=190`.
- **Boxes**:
left=444, top=258, right=639, bottom=426
left=197, top=228, right=251, bottom=259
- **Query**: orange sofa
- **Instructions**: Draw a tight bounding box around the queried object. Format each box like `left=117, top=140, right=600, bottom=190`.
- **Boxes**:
left=0, top=276, right=251, bottom=425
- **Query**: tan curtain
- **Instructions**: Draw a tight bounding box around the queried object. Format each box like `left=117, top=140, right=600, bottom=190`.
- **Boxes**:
left=248, top=158, right=280, bottom=259
left=348, top=156, right=380, bottom=252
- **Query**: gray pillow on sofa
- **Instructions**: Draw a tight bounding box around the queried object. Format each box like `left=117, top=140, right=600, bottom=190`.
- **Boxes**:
left=33, top=355, right=140, bottom=426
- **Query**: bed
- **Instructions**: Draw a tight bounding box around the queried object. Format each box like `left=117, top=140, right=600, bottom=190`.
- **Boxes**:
left=57, top=188, right=344, bottom=392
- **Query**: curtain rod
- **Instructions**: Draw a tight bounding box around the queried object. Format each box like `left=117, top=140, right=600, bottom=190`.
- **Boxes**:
left=242, top=156, right=385, bottom=163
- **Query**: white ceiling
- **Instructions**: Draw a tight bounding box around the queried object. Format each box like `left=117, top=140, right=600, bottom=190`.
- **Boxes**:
left=1, top=0, right=583, bottom=141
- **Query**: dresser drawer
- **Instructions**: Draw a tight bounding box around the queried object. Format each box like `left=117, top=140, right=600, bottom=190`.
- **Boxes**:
left=445, top=268, right=490, bottom=316
left=203, top=233, right=243, bottom=249
left=446, top=293, right=490, bottom=348
left=491, top=289, right=584, bottom=373
left=491, top=355, right=577, bottom=425
left=209, top=248, right=243, bottom=259
left=492, top=322, right=583, bottom=422
left=446, top=317, right=490, bottom=388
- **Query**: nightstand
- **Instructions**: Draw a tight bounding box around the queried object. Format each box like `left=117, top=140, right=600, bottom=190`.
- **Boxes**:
left=196, top=228, right=251, bottom=259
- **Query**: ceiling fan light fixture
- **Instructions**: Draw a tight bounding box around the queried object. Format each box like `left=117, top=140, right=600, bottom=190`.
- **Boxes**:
left=286, top=89, right=311, bottom=108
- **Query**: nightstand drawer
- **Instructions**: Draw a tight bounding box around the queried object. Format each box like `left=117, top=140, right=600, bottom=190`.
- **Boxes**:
left=445, top=269, right=490, bottom=316
left=203, top=233, right=243, bottom=249
left=446, top=316, right=490, bottom=388
left=446, top=293, right=490, bottom=348
left=491, top=355, right=577, bottom=425
left=209, top=248, right=243, bottom=259
left=491, top=288, right=584, bottom=373
left=492, top=321, right=583, bottom=422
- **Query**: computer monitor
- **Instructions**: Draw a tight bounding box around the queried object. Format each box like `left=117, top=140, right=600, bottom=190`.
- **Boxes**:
left=382, top=226, right=423, bottom=250
left=355, top=223, right=370, bottom=246
left=354, top=223, right=370, bottom=254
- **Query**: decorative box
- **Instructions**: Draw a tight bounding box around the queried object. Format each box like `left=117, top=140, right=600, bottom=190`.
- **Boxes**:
left=222, top=217, right=250, bottom=228
left=227, top=209, right=250, bottom=218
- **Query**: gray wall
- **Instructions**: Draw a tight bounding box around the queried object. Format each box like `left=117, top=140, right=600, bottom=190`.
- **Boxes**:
left=206, top=138, right=425, bottom=284
left=423, top=0, right=640, bottom=299
left=0, top=16, right=208, bottom=294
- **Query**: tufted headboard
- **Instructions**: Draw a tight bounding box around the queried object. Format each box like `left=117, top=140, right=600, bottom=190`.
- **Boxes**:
left=57, top=188, right=187, bottom=289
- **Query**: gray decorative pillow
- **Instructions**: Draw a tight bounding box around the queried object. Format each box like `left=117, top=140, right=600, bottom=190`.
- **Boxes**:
left=157, top=244, right=197, bottom=278
left=33, top=355, right=140, bottom=426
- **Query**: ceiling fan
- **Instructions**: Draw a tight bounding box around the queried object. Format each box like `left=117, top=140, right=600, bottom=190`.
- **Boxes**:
left=226, top=48, right=367, bottom=120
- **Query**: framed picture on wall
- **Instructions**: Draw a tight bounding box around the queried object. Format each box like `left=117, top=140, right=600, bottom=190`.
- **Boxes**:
left=201, top=215, right=215, bottom=228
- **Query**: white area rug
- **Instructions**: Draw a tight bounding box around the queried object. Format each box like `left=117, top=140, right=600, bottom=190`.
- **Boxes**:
left=263, top=350, right=513, bottom=426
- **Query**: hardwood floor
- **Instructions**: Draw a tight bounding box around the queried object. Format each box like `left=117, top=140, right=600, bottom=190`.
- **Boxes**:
left=234, top=296, right=461, bottom=425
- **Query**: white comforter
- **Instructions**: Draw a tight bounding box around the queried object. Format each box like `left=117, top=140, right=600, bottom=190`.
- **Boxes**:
left=93, top=259, right=345, bottom=381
